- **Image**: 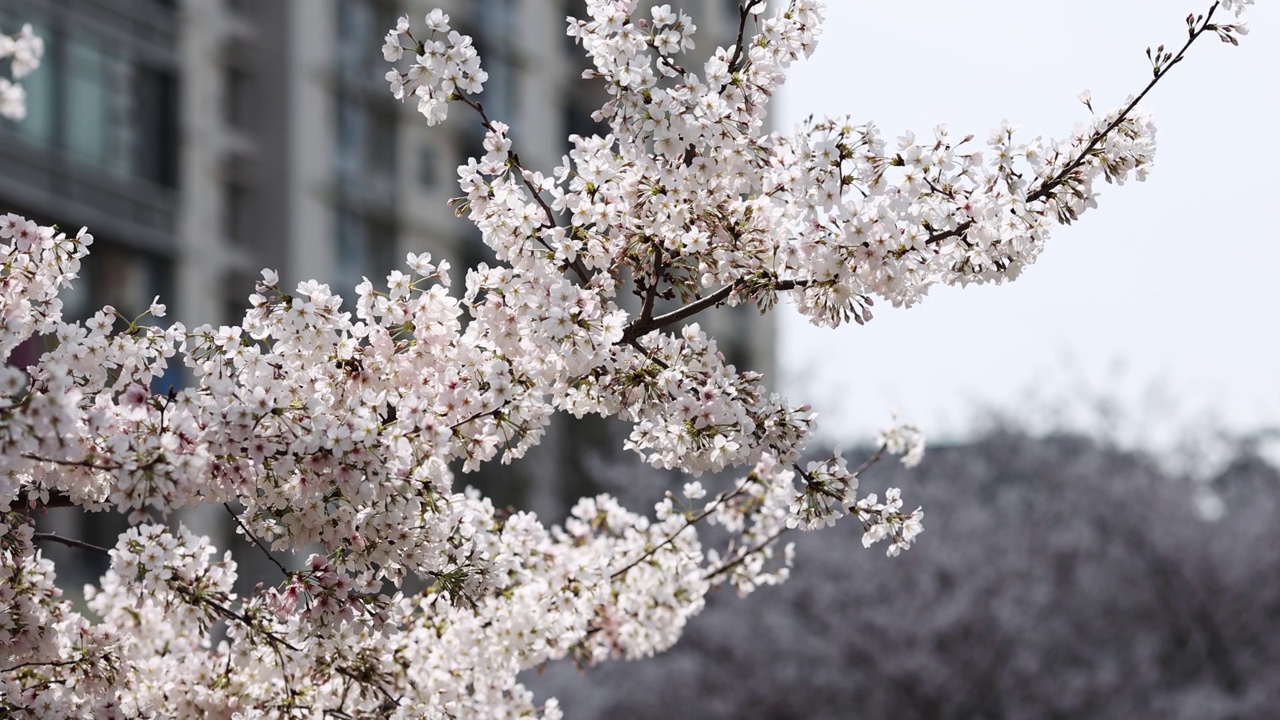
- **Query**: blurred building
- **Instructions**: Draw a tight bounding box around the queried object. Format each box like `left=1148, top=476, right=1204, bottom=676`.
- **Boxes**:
left=0, top=0, right=774, bottom=518
left=0, top=0, right=181, bottom=378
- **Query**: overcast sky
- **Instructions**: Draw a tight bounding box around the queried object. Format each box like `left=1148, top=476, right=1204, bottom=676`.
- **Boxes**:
left=774, top=0, right=1279, bottom=456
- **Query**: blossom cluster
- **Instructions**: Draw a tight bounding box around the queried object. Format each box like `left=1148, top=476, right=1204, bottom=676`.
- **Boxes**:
left=0, top=1, right=1254, bottom=717
left=382, top=10, right=487, bottom=125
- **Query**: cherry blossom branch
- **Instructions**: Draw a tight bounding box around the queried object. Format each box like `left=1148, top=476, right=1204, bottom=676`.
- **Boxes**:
left=0, top=2, right=1251, bottom=713
left=1028, top=3, right=1225, bottom=206
left=638, top=243, right=664, bottom=326
left=917, top=4, right=1224, bottom=254
left=728, top=1, right=767, bottom=74
left=1, top=658, right=81, bottom=674
left=173, top=585, right=401, bottom=706
left=703, top=526, right=787, bottom=582
left=609, top=480, right=753, bottom=580
left=707, top=444, right=887, bottom=582
left=621, top=274, right=810, bottom=344
left=19, top=453, right=120, bottom=472
left=621, top=283, right=736, bottom=343
left=455, top=93, right=592, bottom=283
left=172, top=586, right=298, bottom=651
left=449, top=401, right=511, bottom=431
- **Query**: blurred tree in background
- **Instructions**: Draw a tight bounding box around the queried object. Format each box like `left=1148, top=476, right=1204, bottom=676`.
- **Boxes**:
left=532, top=427, right=1280, bottom=720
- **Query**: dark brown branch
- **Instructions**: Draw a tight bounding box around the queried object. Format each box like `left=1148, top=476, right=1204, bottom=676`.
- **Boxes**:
left=924, top=220, right=973, bottom=248
left=921, top=8, right=1220, bottom=251
left=728, top=1, right=767, bottom=74
left=639, top=242, right=664, bottom=325
left=619, top=276, right=809, bottom=344
left=1029, top=4, right=1220, bottom=205
left=33, top=532, right=110, bottom=555
left=174, top=585, right=300, bottom=653
left=621, top=283, right=735, bottom=343
left=1, top=658, right=82, bottom=674
left=450, top=401, right=511, bottom=431
left=169, top=580, right=401, bottom=704
left=627, top=338, right=671, bottom=372
left=20, top=453, right=120, bottom=472
left=705, top=443, right=888, bottom=582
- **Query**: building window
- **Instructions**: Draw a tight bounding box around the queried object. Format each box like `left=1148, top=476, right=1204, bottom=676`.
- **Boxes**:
left=223, top=65, right=253, bottom=132
left=418, top=144, right=438, bottom=189
left=223, top=180, right=252, bottom=246
left=64, top=33, right=125, bottom=171
left=132, top=65, right=179, bottom=187
left=333, top=1, right=400, bottom=296
left=335, top=95, right=396, bottom=201
left=334, top=208, right=395, bottom=295
left=460, top=0, right=516, bottom=124
left=0, top=12, right=179, bottom=188
left=336, top=0, right=395, bottom=85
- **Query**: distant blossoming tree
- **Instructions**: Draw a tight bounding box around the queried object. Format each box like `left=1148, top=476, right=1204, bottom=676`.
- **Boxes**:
left=0, top=1, right=1253, bottom=717
left=533, top=429, right=1280, bottom=720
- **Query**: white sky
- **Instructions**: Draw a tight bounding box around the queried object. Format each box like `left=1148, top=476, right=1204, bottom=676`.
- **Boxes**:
left=775, top=0, right=1280, bottom=454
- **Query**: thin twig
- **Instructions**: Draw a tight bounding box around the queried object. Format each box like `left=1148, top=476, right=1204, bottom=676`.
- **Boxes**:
left=924, top=5, right=1221, bottom=250
left=705, top=443, right=889, bottom=582
left=173, top=585, right=300, bottom=652
left=456, top=93, right=592, bottom=284
left=20, top=453, right=120, bottom=472
left=704, top=526, right=787, bottom=582
left=1, top=658, right=82, bottom=674
left=33, top=532, right=110, bottom=555
left=1029, top=4, right=1220, bottom=205
left=223, top=503, right=290, bottom=578
left=611, top=480, right=752, bottom=580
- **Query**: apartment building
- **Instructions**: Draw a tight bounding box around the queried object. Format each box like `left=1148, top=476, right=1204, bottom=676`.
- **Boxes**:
left=0, top=0, right=775, bottom=521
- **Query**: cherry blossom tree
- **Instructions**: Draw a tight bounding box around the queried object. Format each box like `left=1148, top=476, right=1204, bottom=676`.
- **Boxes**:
left=0, top=1, right=1254, bottom=717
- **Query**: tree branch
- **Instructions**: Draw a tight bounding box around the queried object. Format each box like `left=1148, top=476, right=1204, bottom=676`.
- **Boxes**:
left=621, top=283, right=736, bottom=343
left=611, top=480, right=752, bottom=580
left=639, top=242, right=664, bottom=326
left=456, top=93, right=592, bottom=284
left=33, top=532, right=109, bottom=555
left=727, top=1, right=767, bottom=74
left=703, top=525, right=787, bottom=582
left=1029, top=4, right=1221, bottom=206
left=224, top=503, right=290, bottom=578
left=705, top=443, right=887, bottom=583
